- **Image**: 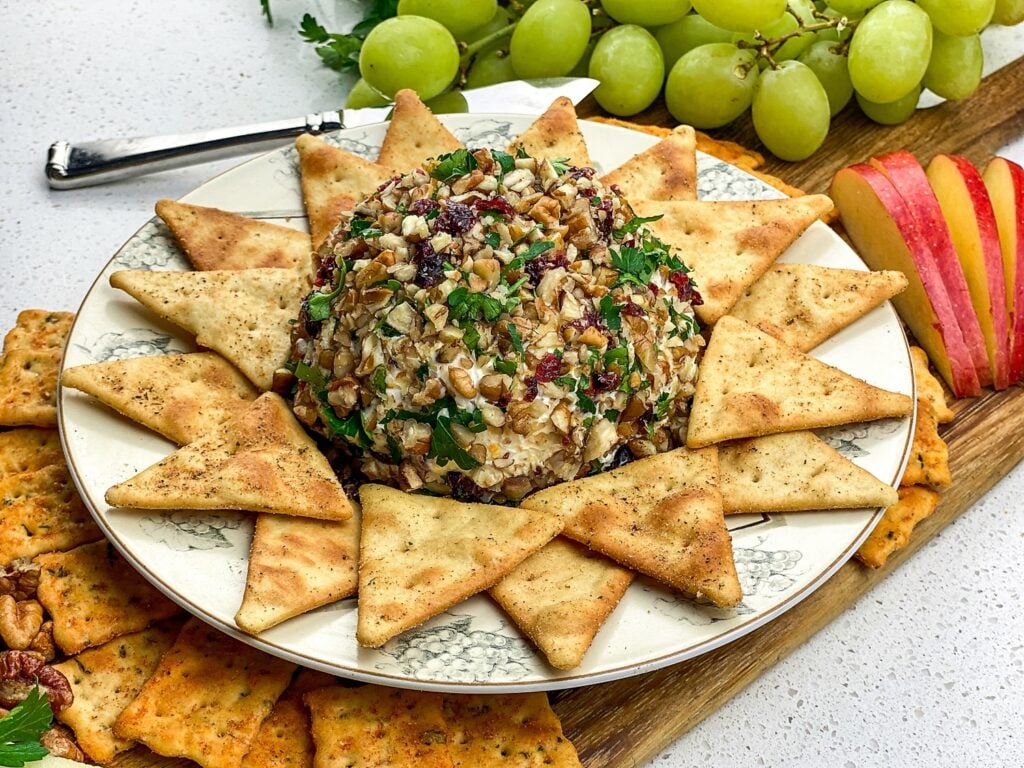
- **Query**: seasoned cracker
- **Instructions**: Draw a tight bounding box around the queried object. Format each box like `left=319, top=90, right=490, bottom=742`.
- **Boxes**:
left=114, top=617, right=296, bottom=768
left=106, top=393, right=353, bottom=521
left=489, top=538, right=633, bottom=670
left=0, top=428, right=63, bottom=478
left=53, top=622, right=182, bottom=764
left=356, top=484, right=563, bottom=647
left=2, top=310, right=74, bottom=353
left=240, top=668, right=335, bottom=768
left=0, top=464, right=102, bottom=561
left=523, top=447, right=741, bottom=608
left=509, top=97, right=591, bottom=167
left=305, top=684, right=452, bottom=768
left=910, top=347, right=954, bottom=424
left=600, top=126, right=696, bottom=201
left=901, top=398, right=952, bottom=487
left=687, top=316, right=914, bottom=447
left=0, top=349, right=61, bottom=427
left=61, top=352, right=258, bottom=446
left=856, top=485, right=941, bottom=568
left=443, top=692, right=582, bottom=767
left=377, top=89, right=463, bottom=172
left=109, top=268, right=307, bottom=391
left=35, top=540, right=181, bottom=654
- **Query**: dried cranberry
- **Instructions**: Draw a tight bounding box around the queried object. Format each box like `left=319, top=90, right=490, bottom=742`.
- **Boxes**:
left=593, top=370, right=621, bottom=392
left=447, top=472, right=486, bottom=502
left=648, top=282, right=659, bottom=297
left=524, top=250, right=569, bottom=284
left=562, top=309, right=603, bottom=336
left=535, top=353, right=563, bottom=383
left=569, top=166, right=595, bottom=180
left=473, top=196, right=516, bottom=218
left=412, top=241, right=444, bottom=288
left=313, top=255, right=336, bottom=287
left=596, top=198, right=614, bottom=241
left=435, top=201, right=477, bottom=235
left=523, top=376, right=539, bottom=402
left=376, top=175, right=402, bottom=192
left=669, top=270, right=704, bottom=306
left=621, top=301, right=644, bottom=317
left=411, top=199, right=439, bottom=216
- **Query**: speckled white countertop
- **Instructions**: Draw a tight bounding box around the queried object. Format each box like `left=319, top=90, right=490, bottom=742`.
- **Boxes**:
left=2, top=2, right=1022, bottom=766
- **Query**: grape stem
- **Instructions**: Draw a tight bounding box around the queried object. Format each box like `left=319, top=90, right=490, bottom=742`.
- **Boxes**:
left=459, top=22, right=518, bottom=63
left=736, top=13, right=860, bottom=69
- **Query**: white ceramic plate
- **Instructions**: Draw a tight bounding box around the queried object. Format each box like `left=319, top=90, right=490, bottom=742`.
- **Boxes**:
left=59, top=114, right=914, bottom=693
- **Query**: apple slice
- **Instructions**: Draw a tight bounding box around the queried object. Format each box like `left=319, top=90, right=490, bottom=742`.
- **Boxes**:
left=871, top=151, right=993, bottom=387
left=983, top=156, right=1024, bottom=384
left=927, top=155, right=1012, bottom=390
left=831, top=164, right=981, bottom=397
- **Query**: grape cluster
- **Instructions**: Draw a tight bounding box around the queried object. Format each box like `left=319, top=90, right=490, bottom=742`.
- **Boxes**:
left=733, top=545, right=803, bottom=597
left=337, top=0, right=1022, bottom=163
left=384, top=619, right=535, bottom=682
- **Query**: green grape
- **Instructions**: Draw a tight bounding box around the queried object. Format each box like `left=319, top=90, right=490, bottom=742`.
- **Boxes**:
left=589, top=26, right=665, bottom=116
left=848, top=0, right=932, bottom=103
left=360, top=16, right=460, bottom=100
left=856, top=84, right=921, bottom=124
left=752, top=60, right=831, bottom=160
left=509, top=0, right=592, bottom=78
left=825, top=0, right=883, bottom=13
left=915, top=0, right=994, bottom=36
left=656, top=14, right=733, bottom=70
left=923, top=30, right=983, bottom=100
left=691, top=0, right=788, bottom=32
left=425, top=90, right=469, bottom=113
left=665, top=43, right=760, bottom=128
left=798, top=40, right=853, bottom=115
left=461, top=6, right=512, bottom=43
left=346, top=78, right=390, bottom=109
left=600, top=0, right=692, bottom=26
left=466, top=45, right=517, bottom=88
left=993, top=0, right=1024, bottom=24
left=397, top=0, right=498, bottom=39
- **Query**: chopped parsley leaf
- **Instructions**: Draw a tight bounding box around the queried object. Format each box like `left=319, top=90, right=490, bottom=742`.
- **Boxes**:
left=598, top=295, right=623, bottom=332
left=490, top=150, right=516, bottom=174
left=613, top=213, right=663, bottom=239
left=348, top=217, right=383, bottom=239
left=305, top=260, right=348, bottom=322
left=494, top=358, right=518, bottom=376
left=507, top=323, right=524, bottom=356
left=431, top=148, right=478, bottom=183
left=372, top=365, right=387, bottom=393
left=485, top=232, right=501, bottom=249
left=550, top=157, right=571, bottom=175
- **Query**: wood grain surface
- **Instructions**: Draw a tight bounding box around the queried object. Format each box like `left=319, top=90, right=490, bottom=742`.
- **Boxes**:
left=100, top=56, right=1024, bottom=768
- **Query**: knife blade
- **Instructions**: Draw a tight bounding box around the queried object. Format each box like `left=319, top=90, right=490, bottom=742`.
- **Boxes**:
left=45, top=77, right=599, bottom=191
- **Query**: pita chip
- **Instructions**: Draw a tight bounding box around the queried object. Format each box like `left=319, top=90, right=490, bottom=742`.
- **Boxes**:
left=54, top=622, right=182, bottom=764
left=377, top=89, right=463, bottom=172
left=106, top=393, right=352, bottom=521
left=443, top=692, right=582, bottom=767
left=356, top=483, right=563, bottom=647
left=600, top=126, right=696, bottom=201
left=687, top=316, right=914, bottom=447
left=0, top=428, right=63, bottom=478
left=0, top=349, right=61, bottom=428
left=155, top=199, right=313, bottom=274
left=856, top=485, right=940, bottom=568
left=235, top=507, right=360, bottom=634
left=61, top=352, right=258, bottom=446
left=489, top=538, right=632, bottom=670
left=508, top=96, right=591, bottom=167
left=719, top=431, right=898, bottom=514
left=305, top=684, right=451, bottom=768
left=296, top=133, right=393, bottom=248
left=114, top=617, right=295, bottom=768
left=901, top=398, right=952, bottom=487
left=728, top=264, right=908, bottom=351
left=109, top=268, right=307, bottom=391
left=0, top=464, right=102, bottom=560
left=35, top=540, right=182, bottom=654
left=3, top=310, right=74, bottom=353
left=522, top=447, right=741, bottom=608
left=633, top=195, right=834, bottom=324
left=910, top=346, right=954, bottom=424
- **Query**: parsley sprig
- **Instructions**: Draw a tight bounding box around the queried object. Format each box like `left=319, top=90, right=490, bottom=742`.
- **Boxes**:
left=298, top=1, right=398, bottom=74
left=0, top=686, right=53, bottom=767
left=387, top=397, right=486, bottom=471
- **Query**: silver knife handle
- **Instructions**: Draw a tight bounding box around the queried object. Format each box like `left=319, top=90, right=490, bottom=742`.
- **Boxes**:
left=45, top=111, right=344, bottom=190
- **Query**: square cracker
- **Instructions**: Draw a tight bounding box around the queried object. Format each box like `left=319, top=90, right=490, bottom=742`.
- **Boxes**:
left=53, top=622, right=182, bottom=764
left=0, top=428, right=63, bottom=478
left=35, top=539, right=182, bottom=654
left=901, top=398, right=952, bottom=487
left=0, top=464, right=102, bottom=560
left=0, top=349, right=61, bottom=427
left=240, top=669, right=336, bottom=768
left=305, top=684, right=452, bottom=768
left=3, top=310, right=74, bottom=353
left=856, top=485, right=940, bottom=568
left=909, top=346, right=954, bottom=424
left=443, top=692, right=582, bottom=767
left=114, top=617, right=296, bottom=768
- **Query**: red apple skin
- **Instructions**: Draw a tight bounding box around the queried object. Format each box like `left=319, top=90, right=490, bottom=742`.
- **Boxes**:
left=831, top=164, right=981, bottom=397
left=871, top=151, right=993, bottom=387
left=928, top=154, right=1012, bottom=390
left=983, top=156, right=1024, bottom=384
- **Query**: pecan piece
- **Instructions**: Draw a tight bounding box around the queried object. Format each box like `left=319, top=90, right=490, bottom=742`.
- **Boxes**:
left=0, top=596, right=43, bottom=650
left=0, top=650, right=73, bottom=712
left=28, top=621, right=56, bottom=663
left=0, top=559, right=41, bottom=602
left=40, top=724, right=85, bottom=761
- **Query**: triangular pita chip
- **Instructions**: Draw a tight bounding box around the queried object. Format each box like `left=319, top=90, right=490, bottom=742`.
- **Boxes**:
left=727, top=264, right=908, bottom=351
left=61, top=352, right=258, bottom=446
left=155, top=199, right=313, bottom=274
left=601, top=126, right=697, bottom=201
left=687, top=316, right=914, bottom=447
left=235, top=508, right=360, bottom=634
left=719, top=431, right=898, bottom=514
left=910, top=346, right=954, bottom=423
left=377, top=89, right=463, bottom=172
left=633, top=195, right=834, bottom=324
left=522, top=447, right=741, bottom=608
left=106, top=393, right=353, bottom=521
left=489, top=537, right=633, bottom=670
left=356, top=483, right=564, bottom=647
left=295, top=133, right=393, bottom=248
left=109, top=268, right=307, bottom=391
left=508, top=96, right=591, bottom=167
